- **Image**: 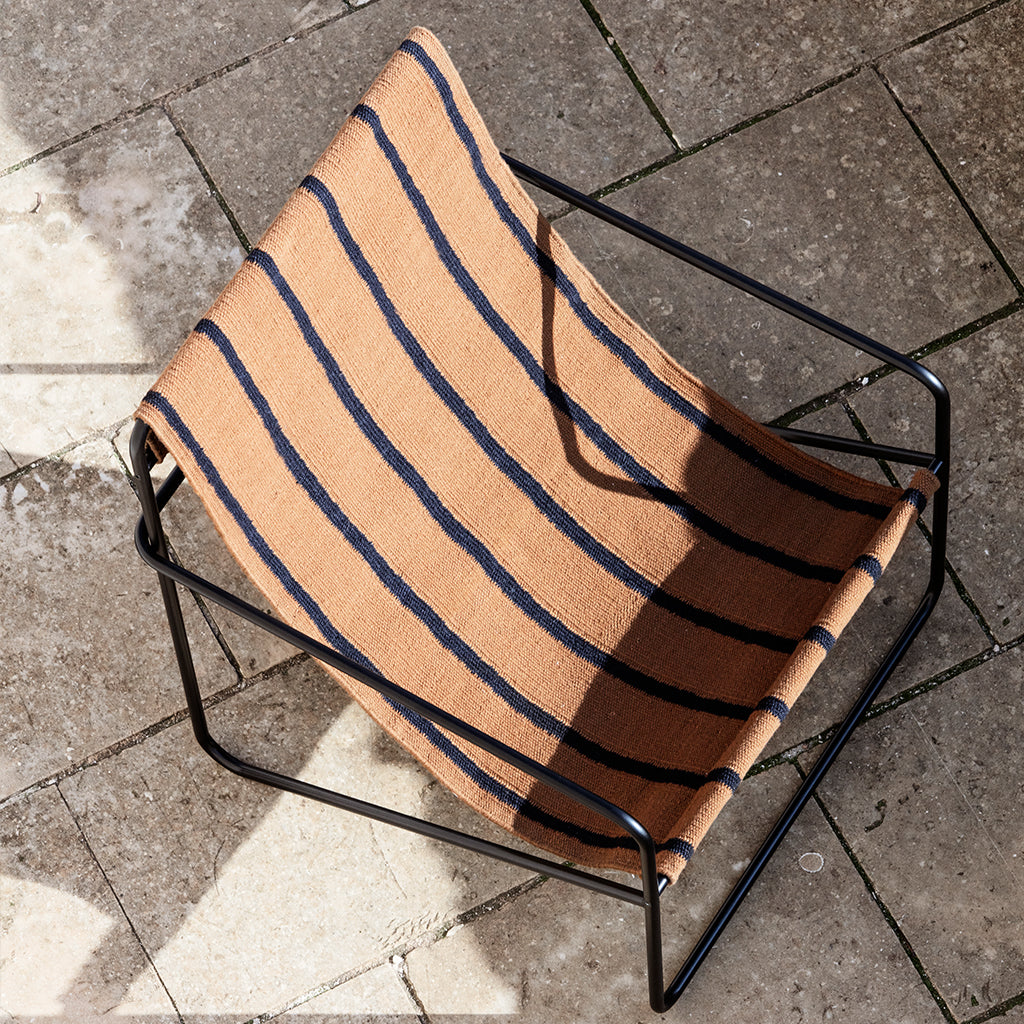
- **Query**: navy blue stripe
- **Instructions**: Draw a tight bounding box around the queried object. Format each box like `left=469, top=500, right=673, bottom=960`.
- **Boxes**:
left=291, top=180, right=798, bottom=657
left=707, top=766, right=742, bottom=792
left=203, top=301, right=751, bottom=722
left=853, top=554, right=883, bottom=582
left=143, top=390, right=696, bottom=856
left=144, top=390, right=376, bottom=672
left=902, top=487, right=927, bottom=513
left=348, top=103, right=844, bottom=587
left=195, top=311, right=732, bottom=779
left=397, top=37, right=893, bottom=522
left=757, top=696, right=789, bottom=721
left=665, top=838, right=695, bottom=861
left=805, top=624, right=837, bottom=652
left=516, top=805, right=696, bottom=860
left=382, top=694, right=524, bottom=807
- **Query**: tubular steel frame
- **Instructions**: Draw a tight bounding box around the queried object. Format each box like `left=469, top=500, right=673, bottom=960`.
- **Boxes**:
left=132, top=156, right=950, bottom=1013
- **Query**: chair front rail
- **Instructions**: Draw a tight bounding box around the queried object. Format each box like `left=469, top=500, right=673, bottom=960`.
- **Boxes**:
left=766, top=426, right=937, bottom=468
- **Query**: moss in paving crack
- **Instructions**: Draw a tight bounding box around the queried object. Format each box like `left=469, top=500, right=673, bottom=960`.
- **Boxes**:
left=963, top=987, right=1024, bottom=1024
left=910, top=298, right=1024, bottom=364
left=865, top=643, right=1005, bottom=721
left=576, top=0, right=679, bottom=149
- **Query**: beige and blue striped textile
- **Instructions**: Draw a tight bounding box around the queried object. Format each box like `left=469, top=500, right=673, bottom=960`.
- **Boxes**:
left=137, top=28, right=939, bottom=883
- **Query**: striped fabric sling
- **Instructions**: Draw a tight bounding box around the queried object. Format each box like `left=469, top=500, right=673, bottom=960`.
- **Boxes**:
left=136, top=27, right=938, bottom=884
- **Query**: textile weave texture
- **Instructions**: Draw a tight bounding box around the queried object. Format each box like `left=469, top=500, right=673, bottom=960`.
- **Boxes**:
left=137, top=27, right=939, bottom=883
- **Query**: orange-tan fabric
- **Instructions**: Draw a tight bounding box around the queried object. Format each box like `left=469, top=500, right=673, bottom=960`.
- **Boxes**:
left=136, top=27, right=939, bottom=883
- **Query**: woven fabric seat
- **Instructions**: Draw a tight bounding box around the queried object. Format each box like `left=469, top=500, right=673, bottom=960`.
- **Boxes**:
left=136, top=28, right=937, bottom=885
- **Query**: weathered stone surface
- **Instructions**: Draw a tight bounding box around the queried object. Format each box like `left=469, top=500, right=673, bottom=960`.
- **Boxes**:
left=0, top=440, right=235, bottom=798
left=852, top=311, right=1024, bottom=642
left=0, top=786, right=177, bottom=1022
left=0, top=110, right=243, bottom=466
left=0, top=0, right=346, bottom=169
left=598, top=0, right=987, bottom=148
left=554, top=71, right=1014, bottom=420
left=407, top=765, right=944, bottom=1022
left=60, top=656, right=533, bottom=1021
left=883, top=0, right=1024, bottom=279
left=813, top=646, right=1024, bottom=1014
left=170, top=0, right=672, bottom=240
left=4, top=0, right=1019, bottom=1016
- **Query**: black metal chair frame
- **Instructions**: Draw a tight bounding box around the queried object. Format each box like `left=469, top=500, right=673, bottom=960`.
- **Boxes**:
left=131, top=156, right=950, bottom=1013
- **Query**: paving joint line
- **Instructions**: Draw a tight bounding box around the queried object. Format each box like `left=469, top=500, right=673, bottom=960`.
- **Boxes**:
left=164, top=104, right=251, bottom=252
left=0, top=7, right=355, bottom=180
left=909, top=297, right=1024, bottom=362
left=769, top=295, right=1022, bottom=431
left=582, top=63, right=867, bottom=209
left=934, top=551, right=998, bottom=643
left=0, top=655, right=305, bottom=812
left=800, top=766, right=960, bottom=1024
left=838, top=397, right=1000, bottom=645
left=759, top=636, right=1010, bottom=771
left=55, top=784, right=187, bottom=1024
left=249, top=873, right=547, bottom=1021
left=394, top=955, right=433, bottom=1023
left=864, top=642, right=1006, bottom=719
left=0, top=102, right=160, bottom=179
left=548, top=59, right=870, bottom=217
left=163, top=534, right=250, bottom=677
left=0, top=418, right=134, bottom=484
left=576, top=0, right=681, bottom=149
left=874, top=66, right=1024, bottom=297
left=869, top=0, right=1018, bottom=67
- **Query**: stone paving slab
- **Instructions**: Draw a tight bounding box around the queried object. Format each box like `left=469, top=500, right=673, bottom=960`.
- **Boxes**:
left=59, top=656, right=533, bottom=1022
left=0, top=785, right=178, bottom=1022
left=596, top=0, right=987, bottom=149
left=852, top=310, right=1024, bottom=642
left=0, top=109, right=243, bottom=467
left=170, top=0, right=673, bottom=242
left=554, top=70, right=1014, bottom=420
left=4, top=0, right=1022, bottom=1020
left=813, top=644, right=1024, bottom=1015
left=406, top=764, right=945, bottom=1022
left=0, top=439, right=235, bottom=799
left=0, top=0, right=347, bottom=170
left=882, top=0, right=1024, bottom=280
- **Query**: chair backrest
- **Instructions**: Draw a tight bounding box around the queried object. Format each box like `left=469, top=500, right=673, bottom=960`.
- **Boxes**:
left=136, top=27, right=938, bottom=882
